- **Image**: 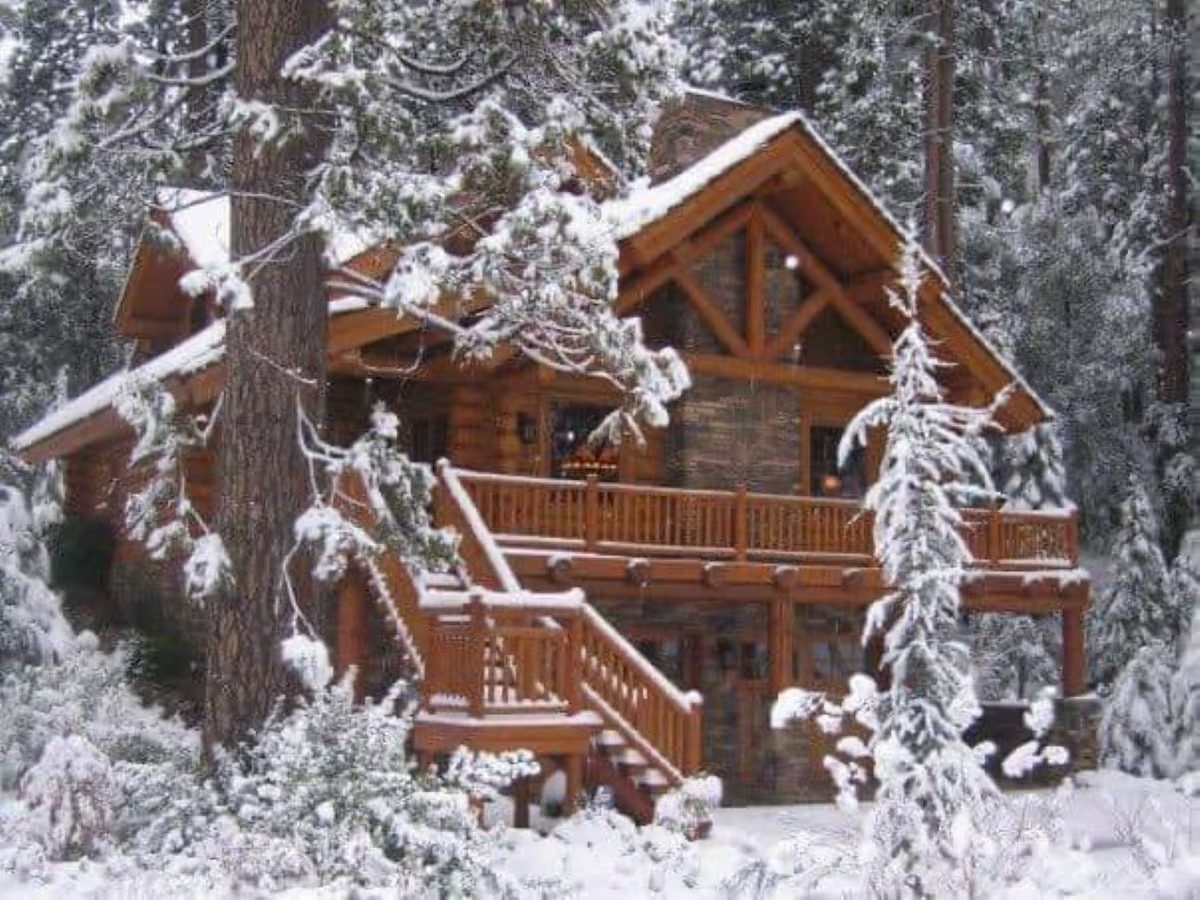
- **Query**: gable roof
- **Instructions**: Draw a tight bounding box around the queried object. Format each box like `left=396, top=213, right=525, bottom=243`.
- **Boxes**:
left=609, top=106, right=1051, bottom=430
left=14, top=105, right=1050, bottom=462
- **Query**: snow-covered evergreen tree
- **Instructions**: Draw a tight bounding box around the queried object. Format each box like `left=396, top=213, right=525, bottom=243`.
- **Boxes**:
left=1173, top=590, right=1200, bottom=775
left=1098, top=642, right=1176, bottom=778
left=971, top=612, right=1060, bottom=703
left=1002, top=422, right=1072, bottom=512
left=1088, top=478, right=1182, bottom=690
left=970, top=420, right=1072, bottom=701
left=0, top=0, right=133, bottom=440
left=836, top=238, right=1000, bottom=891
left=0, top=482, right=72, bottom=667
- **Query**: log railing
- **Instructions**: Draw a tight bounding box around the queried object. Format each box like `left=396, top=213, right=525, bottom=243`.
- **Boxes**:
left=423, top=590, right=583, bottom=717
left=456, top=469, right=1080, bottom=568
left=579, top=604, right=702, bottom=780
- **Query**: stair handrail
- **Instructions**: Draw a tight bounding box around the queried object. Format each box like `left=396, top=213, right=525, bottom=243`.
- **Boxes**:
left=436, top=460, right=524, bottom=592
left=437, top=464, right=703, bottom=780
left=334, top=471, right=435, bottom=672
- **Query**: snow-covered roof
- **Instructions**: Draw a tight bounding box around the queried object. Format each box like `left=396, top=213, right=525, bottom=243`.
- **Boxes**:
left=603, top=106, right=1053, bottom=421
left=12, top=297, right=370, bottom=453
left=604, top=112, right=803, bottom=240
left=19, top=109, right=1051, bottom=457
left=12, top=321, right=226, bottom=452
left=154, top=188, right=375, bottom=269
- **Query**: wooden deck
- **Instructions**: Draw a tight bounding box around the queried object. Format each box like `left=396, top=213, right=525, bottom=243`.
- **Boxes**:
left=336, top=465, right=1089, bottom=824
left=455, top=469, right=1080, bottom=569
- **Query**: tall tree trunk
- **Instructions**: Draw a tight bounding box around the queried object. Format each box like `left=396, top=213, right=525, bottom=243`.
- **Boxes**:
left=181, top=0, right=217, bottom=184
left=922, top=0, right=959, bottom=286
left=1157, top=0, right=1192, bottom=557
left=1159, top=0, right=1190, bottom=409
left=206, top=0, right=333, bottom=749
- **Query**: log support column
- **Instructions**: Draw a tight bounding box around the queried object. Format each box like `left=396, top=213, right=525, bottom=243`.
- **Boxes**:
left=1061, top=596, right=1087, bottom=698
left=769, top=596, right=794, bottom=695
left=336, top=567, right=371, bottom=702
left=563, top=754, right=584, bottom=816
left=512, top=776, right=531, bottom=829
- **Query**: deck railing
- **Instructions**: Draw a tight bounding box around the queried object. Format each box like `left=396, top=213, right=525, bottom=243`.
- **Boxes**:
left=456, top=469, right=1079, bottom=569
left=423, top=591, right=583, bottom=717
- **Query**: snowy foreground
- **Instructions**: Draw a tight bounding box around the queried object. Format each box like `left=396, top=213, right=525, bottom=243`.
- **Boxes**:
left=4, top=770, right=1197, bottom=899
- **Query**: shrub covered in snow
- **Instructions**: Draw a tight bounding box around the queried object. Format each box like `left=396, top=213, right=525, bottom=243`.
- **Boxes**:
left=1099, top=642, right=1177, bottom=778
left=0, top=633, right=198, bottom=791
left=654, top=774, right=722, bottom=840
left=129, top=673, right=538, bottom=894
left=17, top=735, right=118, bottom=860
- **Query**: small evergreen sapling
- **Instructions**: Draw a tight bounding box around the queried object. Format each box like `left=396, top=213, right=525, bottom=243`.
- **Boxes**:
left=1087, top=478, right=1179, bottom=690
left=1173, top=596, right=1200, bottom=774
left=834, top=238, right=1002, bottom=891
left=1098, top=642, right=1176, bottom=778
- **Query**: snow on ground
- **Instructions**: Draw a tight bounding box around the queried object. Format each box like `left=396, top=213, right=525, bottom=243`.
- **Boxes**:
left=494, top=771, right=1200, bottom=897
left=3, top=771, right=1198, bottom=898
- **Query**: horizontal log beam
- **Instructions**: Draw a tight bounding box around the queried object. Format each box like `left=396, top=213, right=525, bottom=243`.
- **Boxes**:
left=683, top=352, right=888, bottom=395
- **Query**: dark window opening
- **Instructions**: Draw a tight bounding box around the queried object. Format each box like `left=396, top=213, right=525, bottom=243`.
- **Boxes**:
left=810, top=425, right=866, bottom=498
left=409, top=415, right=449, bottom=465
left=550, top=403, right=619, bottom=480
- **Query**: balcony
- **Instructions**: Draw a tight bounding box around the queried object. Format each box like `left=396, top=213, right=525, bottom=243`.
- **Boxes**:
left=454, top=470, right=1080, bottom=570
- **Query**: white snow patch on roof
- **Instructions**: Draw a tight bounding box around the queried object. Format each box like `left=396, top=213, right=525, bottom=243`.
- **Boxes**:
left=12, top=320, right=227, bottom=452
left=603, top=112, right=802, bottom=240
left=154, top=188, right=375, bottom=269
left=13, top=302, right=375, bottom=452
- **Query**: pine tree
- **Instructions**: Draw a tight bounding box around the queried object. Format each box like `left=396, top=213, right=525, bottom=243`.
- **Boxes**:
left=1088, top=478, right=1179, bottom=690
left=1002, top=422, right=1071, bottom=512
left=15, top=0, right=688, bottom=746
left=1098, top=642, right=1176, bottom=777
left=971, top=421, right=1072, bottom=701
left=1173, top=577, right=1200, bottom=774
left=839, top=238, right=998, bottom=890
left=0, top=0, right=130, bottom=440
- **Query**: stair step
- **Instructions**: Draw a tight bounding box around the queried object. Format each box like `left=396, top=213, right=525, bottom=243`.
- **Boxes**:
left=597, top=730, right=627, bottom=749
left=422, top=572, right=463, bottom=589
left=637, top=768, right=669, bottom=785
left=634, top=770, right=672, bottom=796
left=613, top=748, right=648, bottom=767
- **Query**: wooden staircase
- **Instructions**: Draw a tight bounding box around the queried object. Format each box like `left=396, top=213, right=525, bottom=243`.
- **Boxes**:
left=342, top=463, right=704, bottom=824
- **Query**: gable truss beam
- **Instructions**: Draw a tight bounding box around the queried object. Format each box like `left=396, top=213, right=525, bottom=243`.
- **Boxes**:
left=616, top=200, right=757, bottom=315
left=673, top=266, right=752, bottom=358
left=757, top=205, right=893, bottom=360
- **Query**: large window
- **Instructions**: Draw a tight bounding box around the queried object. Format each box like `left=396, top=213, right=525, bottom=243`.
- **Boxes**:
left=409, top=415, right=448, bottom=465
left=809, top=425, right=867, bottom=498
left=550, top=403, right=619, bottom=480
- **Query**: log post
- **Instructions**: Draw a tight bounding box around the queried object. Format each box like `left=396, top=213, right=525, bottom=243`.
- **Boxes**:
left=513, top=776, right=531, bottom=829
left=685, top=699, right=704, bottom=774
left=336, top=567, right=371, bottom=703
left=1065, top=511, right=1080, bottom=565
left=468, top=590, right=487, bottom=717
left=584, top=474, right=599, bottom=549
left=734, top=482, right=748, bottom=561
left=769, top=596, right=794, bottom=696
left=563, top=754, right=584, bottom=816
left=988, top=503, right=1003, bottom=566
left=1061, top=599, right=1086, bottom=698
left=564, top=610, right=583, bottom=714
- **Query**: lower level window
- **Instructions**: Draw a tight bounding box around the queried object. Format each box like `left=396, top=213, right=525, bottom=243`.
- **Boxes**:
left=810, top=425, right=866, bottom=498
left=550, top=403, right=619, bottom=480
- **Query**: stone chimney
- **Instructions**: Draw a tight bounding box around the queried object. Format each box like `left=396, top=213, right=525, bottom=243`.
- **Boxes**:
left=648, top=90, right=776, bottom=184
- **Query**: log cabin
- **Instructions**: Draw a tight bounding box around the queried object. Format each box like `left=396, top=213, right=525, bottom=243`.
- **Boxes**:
left=12, top=92, right=1090, bottom=822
